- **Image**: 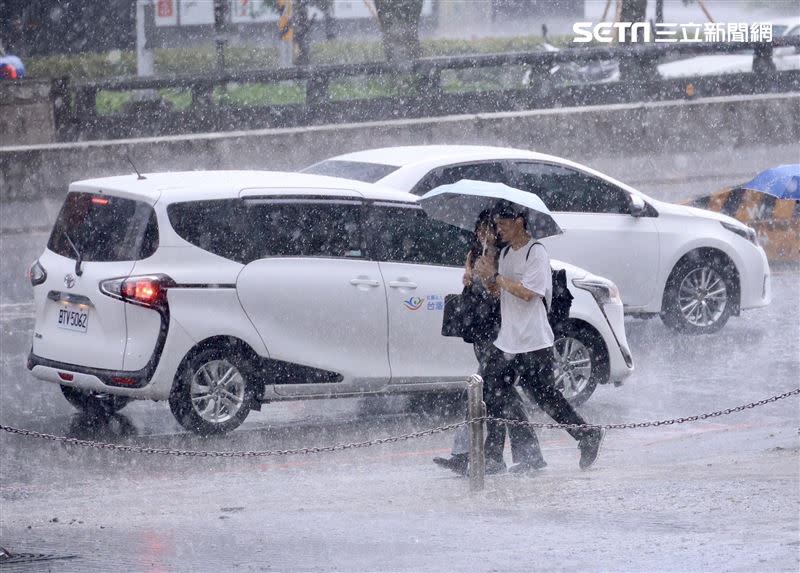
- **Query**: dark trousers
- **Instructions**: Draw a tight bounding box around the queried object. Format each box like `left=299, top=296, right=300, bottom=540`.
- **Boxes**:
left=451, top=338, right=502, bottom=457
left=483, top=346, right=589, bottom=464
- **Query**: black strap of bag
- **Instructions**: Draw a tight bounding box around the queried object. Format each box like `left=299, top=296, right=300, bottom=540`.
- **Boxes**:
left=500, top=241, right=573, bottom=328
left=501, top=243, right=536, bottom=263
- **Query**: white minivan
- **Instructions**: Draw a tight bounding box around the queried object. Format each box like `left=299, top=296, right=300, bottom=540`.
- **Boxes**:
left=28, top=171, right=633, bottom=434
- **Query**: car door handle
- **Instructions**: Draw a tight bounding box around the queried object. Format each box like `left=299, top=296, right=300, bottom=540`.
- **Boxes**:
left=389, top=281, right=418, bottom=289
left=350, top=278, right=380, bottom=287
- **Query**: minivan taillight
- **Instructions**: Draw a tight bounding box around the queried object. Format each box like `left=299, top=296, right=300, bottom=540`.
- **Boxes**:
left=28, top=259, right=47, bottom=287
left=100, top=274, right=176, bottom=311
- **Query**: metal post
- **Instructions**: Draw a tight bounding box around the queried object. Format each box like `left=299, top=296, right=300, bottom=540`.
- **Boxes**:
left=215, top=38, right=227, bottom=73
left=213, top=0, right=229, bottom=73
left=136, top=0, right=155, bottom=77
left=467, top=374, right=485, bottom=492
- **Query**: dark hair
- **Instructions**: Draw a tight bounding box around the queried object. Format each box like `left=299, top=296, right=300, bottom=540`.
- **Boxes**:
left=470, top=210, right=495, bottom=260
left=492, top=201, right=528, bottom=230
left=474, top=208, right=494, bottom=232
left=469, top=209, right=508, bottom=261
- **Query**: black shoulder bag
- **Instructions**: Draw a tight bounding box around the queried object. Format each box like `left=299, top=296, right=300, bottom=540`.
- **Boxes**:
left=441, top=287, right=471, bottom=340
left=441, top=284, right=500, bottom=344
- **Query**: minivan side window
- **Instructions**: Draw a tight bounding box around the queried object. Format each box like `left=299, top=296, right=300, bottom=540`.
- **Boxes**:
left=48, top=192, right=159, bottom=262
left=412, top=162, right=510, bottom=195
left=168, top=199, right=363, bottom=264
left=365, top=204, right=470, bottom=267
left=513, top=162, right=631, bottom=214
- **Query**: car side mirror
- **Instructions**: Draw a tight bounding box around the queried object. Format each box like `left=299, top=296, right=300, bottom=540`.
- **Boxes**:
left=629, top=194, right=647, bottom=217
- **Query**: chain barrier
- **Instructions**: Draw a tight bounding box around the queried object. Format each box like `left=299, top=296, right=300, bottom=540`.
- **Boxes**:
left=500, top=387, right=800, bottom=431
left=0, top=388, right=797, bottom=458
left=0, top=420, right=472, bottom=458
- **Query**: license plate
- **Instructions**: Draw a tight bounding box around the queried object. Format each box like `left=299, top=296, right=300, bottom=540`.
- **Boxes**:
left=56, top=303, right=89, bottom=333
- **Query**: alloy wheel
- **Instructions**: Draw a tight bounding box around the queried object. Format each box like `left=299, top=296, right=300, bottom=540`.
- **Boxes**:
left=553, top=337, right=592, bottom=401
left=189, top=359, right=246, bottom=424
left=678, top=267, right=728, bottom=327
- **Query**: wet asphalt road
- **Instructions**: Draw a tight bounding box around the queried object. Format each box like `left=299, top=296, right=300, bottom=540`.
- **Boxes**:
left=1, top=185, right=798, bottom=571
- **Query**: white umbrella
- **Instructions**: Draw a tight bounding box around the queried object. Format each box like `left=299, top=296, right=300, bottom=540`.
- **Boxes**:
left=418, top=179, right=563, bottom=240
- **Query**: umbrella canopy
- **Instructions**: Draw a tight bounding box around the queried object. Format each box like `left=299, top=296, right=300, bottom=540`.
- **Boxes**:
left=742, top=164, right=800, bottom=200
left=418, top=179, right=563, bottom=240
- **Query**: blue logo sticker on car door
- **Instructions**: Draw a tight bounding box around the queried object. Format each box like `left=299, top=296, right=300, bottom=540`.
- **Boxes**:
left=403, top=295, right=444, bottom=311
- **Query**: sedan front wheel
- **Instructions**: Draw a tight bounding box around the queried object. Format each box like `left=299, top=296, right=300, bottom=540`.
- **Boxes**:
left=661, top=254, right=736, bottom=334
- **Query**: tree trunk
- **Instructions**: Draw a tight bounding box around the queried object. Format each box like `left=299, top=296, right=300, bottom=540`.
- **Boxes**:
left=373, top=0, right=424, bottom=65
left=293, top=0, right=311, bottom=66
left=617, top=0, right=652, bottom=84
left=618, top=0, right=647, bottom=24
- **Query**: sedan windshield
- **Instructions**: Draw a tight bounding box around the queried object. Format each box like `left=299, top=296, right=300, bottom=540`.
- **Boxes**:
left=301, top=160, right=399, bottom=183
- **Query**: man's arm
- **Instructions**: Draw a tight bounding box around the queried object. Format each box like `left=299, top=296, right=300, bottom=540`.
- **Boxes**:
left=473, top=255, right=540, bottom=301
left=493, top=274, right=539, bottom=302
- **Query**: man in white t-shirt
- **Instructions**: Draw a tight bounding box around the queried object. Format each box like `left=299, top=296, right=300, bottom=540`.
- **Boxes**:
left=473, top=201, right=604, bottom=473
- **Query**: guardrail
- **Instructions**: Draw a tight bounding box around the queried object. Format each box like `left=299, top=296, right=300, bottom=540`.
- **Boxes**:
left=38, top=36, right=800, bottom=141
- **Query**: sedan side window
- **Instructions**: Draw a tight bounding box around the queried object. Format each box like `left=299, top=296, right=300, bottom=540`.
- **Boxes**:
left=365, top=204, right=470, bottom=267
left=513, top=162, right=631, bottom=214
left=412, top=161, right=510, bottom=195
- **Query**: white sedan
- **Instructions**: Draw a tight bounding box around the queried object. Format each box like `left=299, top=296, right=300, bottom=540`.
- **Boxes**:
left=303, top=145, right=771, bottom=334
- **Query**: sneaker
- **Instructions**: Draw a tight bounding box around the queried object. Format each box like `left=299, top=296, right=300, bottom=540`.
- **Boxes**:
left=578, top=428, right=605, bottom=470
left=433, top=454, right=468, bottom=476
left=509, top=459, right=548, bottom=475
left=484, top=458, right=507, bottom=475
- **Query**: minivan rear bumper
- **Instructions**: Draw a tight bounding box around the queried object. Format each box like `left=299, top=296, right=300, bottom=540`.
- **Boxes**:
left=28, top=351, right=153, bottom=389
left=28, top=361, right=157, bottom=399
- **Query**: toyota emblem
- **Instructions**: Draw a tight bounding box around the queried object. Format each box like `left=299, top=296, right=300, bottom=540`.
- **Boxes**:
left=64, top=274, right=76, bottom=288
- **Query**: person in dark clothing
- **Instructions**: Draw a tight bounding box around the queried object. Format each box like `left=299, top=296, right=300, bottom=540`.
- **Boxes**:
left=472, top=202, right=604, bottom=474
left=433, top=210, right=545, bottom=475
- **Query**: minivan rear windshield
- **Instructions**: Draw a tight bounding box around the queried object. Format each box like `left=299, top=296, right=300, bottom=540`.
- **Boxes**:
left=301, top=160, right=399, bottom=183
left=48, top=192, right=159, bottom=262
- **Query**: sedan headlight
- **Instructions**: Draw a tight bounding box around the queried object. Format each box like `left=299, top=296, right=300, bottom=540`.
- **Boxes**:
left=572, top=276, right=622, bottom=306
left=721, top=221, right=758, bottom=245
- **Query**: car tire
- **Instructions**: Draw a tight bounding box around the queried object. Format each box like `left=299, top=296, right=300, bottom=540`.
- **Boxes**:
left=169, top=347, right=257, bottom=436
left=60, top=385, right=131, bottom=415
left=661, top=253, right=736, bottom=334
left=552, top=323, right=608, bottom=406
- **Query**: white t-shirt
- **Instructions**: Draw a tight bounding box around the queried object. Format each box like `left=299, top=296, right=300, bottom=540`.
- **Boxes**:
left=493, top=240, right=554, bottom=354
